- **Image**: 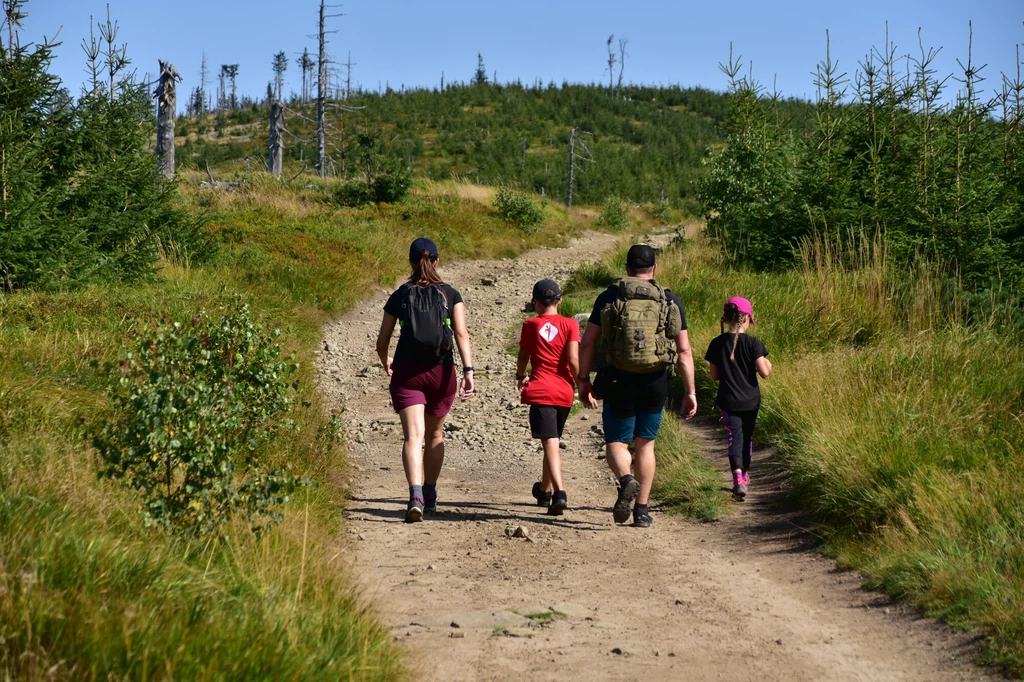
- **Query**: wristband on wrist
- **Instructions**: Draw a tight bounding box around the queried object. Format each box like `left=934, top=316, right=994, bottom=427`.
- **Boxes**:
left=516, top=373, right=527, bottom=381
left=686, top=392, right=697, bottom=397
left=462, top=366, right=474, bottom=373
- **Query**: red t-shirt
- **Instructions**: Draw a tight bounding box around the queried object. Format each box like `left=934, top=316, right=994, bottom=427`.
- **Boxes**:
left=519, top=314, right=580, bottom=407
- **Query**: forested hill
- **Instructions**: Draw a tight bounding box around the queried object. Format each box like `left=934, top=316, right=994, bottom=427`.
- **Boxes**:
left=177, top=83, right=813, bottom=210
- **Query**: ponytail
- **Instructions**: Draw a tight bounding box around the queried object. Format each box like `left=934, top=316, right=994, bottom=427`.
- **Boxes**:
left=720, top=302, right=747, bottom=363
left=409, top=251, right=443, bottom=287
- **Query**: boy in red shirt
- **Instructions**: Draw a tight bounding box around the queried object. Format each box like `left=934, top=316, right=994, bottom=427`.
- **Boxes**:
left=516, top=279, right=581, bottom=515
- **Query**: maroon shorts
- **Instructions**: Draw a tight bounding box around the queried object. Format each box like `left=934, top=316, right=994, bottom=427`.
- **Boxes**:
left=389, top=358, right=457, bottom=416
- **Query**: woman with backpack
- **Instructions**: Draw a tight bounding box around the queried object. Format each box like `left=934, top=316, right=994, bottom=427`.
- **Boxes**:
left=376, top=238, right=475, bottom=523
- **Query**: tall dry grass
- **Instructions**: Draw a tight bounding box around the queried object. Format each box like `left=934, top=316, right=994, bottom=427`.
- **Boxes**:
left=654, top=231, right=1024, bottom=674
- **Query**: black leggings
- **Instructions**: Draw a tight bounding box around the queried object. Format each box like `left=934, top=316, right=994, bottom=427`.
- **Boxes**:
left=720, top=409, right=758, bottom=472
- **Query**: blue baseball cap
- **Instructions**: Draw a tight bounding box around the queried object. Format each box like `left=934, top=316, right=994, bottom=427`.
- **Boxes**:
left=409, top=237, right=438, bottom=261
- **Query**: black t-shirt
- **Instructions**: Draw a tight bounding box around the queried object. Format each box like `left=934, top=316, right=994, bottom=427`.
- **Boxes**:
left=587, top=283, right=688, bottom=411
left=704, top=332, right=768, bottom=412
left=384, top=282, right=464, bottom=365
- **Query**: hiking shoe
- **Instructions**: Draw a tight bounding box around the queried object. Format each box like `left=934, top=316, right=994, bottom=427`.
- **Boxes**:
left=547, top=490, right=568, bottom=516
left=742, top=472, right=750, bottom=487
left=613, top=478, right=641, bottom=524
left=423, top=496, right=438, bottom=513
left=632, top=508, right=653, bottom=528
left=532, top=481, right=552, bottom=507
left=405, top=500, right=424, bottom=523
left=732, top=481, right=747, bottom=501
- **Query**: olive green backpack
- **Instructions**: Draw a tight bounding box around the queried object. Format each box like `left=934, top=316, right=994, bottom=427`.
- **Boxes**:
left=599, top=277, right=682, bottom=373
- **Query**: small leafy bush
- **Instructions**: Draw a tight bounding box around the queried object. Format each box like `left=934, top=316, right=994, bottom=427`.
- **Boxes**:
left=93, top=296, right=308, bottom=537
left=494, top=186, right=544, bottom=231
left=333, top=181, right=376, bottom=208
left=596, top=196, right=630, bottom=232
left=371, top=163, right=412, bottom=203
left=332, top=165, right=411, bottom=207
left=644, top=198, right=676, bottom=224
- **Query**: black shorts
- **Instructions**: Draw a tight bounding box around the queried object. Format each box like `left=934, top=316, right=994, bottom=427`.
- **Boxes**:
left=528, top=404, right=571, bottom=439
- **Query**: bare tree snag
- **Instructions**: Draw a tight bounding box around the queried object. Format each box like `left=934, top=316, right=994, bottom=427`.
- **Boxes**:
left=345, top=51, right=354, bottom=100
left=198, top=51, right=209, bottom=116
left=155, top=59, right=181, bottom=178
left=566, top=127, right=593, bottom=210
left=268, top=100, right=284, bottom=175
left=616, top=38, right=628, bottom=97
left=316, top=0, right=327, bottom=177
left=606, top=35, right=616, bottom=91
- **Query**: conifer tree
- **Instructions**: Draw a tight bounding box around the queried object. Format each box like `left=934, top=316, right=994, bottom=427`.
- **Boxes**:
left=473, top=53, right=487, bottom=86
left=0, top=2, right=209, bottom=291
left=272, top=50, right=288, bottom=100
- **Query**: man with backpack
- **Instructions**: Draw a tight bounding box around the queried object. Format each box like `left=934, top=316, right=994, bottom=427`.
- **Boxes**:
left=577, top=244, right=697, bottom=528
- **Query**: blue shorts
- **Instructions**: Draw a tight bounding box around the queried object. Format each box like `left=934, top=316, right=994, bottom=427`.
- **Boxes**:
left=602, top=403, right=665, bottom=443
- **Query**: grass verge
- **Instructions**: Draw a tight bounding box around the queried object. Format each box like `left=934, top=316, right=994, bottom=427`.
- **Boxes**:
left=653, top=232, right=1024, bottom=675
left=0, top=175, right=590, bottom=680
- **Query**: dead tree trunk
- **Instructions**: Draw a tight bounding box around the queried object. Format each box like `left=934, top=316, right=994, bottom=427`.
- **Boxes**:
left=316, top=0, right=327, bottom=177
left=616, top=38, right=628, bottom=97
left=155, top=60, right=181, bottom=178
left=566, top=127, right=592, bottom=210
left=606, top=35, right=616, bottom=91
left=345, top=51, right=353, bottom=100
left=566, top=129, right=576, bottom=209
left=268, top=100, right=284, bottom=175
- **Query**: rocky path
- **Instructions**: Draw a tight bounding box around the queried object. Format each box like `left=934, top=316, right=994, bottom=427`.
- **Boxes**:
left=318, top=233, right=991, bottom=682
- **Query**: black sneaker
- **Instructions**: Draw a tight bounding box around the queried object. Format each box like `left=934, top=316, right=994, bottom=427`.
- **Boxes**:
left=547, top=490, right=568, bottom=516
left=405, top=500, right=423, bottom=523
left=632, top=508, right=652, bottom=528
left=532, top=481, right=552, bottom=507
left=423, top=496, right=437, bottom=513
left=613, top=478, right=641, bottom=524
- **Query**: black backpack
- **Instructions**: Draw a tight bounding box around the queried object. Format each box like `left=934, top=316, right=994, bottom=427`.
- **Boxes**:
left=400, top=284, right=454, bottom=361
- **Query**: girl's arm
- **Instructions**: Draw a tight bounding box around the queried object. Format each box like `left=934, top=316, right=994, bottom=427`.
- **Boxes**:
left=755, top=356, right=772, bottom=378
left=708, top=362, right=720, bottom=382
left=376, top=313, right=398, bottom=375
left=451, top=302, right=474, bottom=399
left=516, top=346, right=531, bottom=392
left=566, top=340, right=580, bottom=386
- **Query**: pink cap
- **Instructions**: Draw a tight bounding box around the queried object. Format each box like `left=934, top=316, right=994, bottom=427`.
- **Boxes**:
left=725, top=296, right=755, bottom=324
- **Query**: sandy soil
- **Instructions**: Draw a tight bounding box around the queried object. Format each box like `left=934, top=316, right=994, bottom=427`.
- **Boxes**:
left=317, top=233, right=992, bottom=682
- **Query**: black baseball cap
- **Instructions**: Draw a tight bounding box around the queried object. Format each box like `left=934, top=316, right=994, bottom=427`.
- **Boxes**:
left=626, top=244, right=656, bottom=269
left=409, top=237, right=438, bottom=261
left=532, top=279, right=561, bottom=301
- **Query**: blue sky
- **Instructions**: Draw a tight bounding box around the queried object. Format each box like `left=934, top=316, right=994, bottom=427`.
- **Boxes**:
left=21, top=0, right=1024, bottom=105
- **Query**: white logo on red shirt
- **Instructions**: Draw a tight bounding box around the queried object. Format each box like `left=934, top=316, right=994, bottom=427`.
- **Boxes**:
left=538, top=322, right=559, bottom=342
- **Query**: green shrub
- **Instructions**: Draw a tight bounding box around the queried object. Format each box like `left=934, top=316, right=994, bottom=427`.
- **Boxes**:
left=371, top=163, right=412, bottom=203
left=596, top=196, right=629, bottom=231
left=333, top=181, right=376, bottom=207
left=93, top=296, right=308, bottom=537
left=493, top=186, right=544, bottom=231
left=644, top=198, right=676, bottom=224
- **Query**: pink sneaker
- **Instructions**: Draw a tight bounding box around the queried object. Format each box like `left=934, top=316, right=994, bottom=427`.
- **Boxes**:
left=741, top=472, right=750, bottom=486
left=732, top=472, right=747, bottom=501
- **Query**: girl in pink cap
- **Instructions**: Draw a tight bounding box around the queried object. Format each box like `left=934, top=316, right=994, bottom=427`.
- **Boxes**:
left=703, top=297, right=771, bottom=500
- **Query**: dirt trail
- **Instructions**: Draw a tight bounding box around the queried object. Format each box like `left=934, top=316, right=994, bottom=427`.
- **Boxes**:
left=318, top=234, right=990, bottom=682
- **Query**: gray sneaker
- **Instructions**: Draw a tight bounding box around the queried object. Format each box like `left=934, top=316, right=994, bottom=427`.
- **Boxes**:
left=405, top=500, right=424, bottom=523
left=613, top=479, right=641, bottom=524
left=732, top=481, right=747, bottom=502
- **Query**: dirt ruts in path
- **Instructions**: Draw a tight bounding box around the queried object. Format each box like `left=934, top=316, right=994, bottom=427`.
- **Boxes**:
left=318, top=233, right=991, bottom=682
